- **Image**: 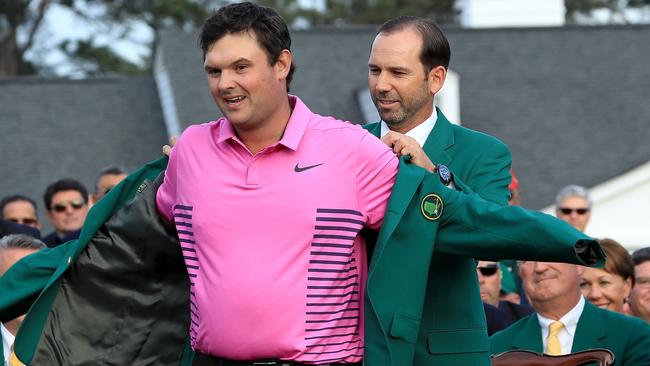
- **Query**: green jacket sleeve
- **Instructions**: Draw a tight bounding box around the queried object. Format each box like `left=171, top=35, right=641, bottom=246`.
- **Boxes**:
left=431, top=176, right=604, bottom=266
left=450, top=140, right=512, bottom=206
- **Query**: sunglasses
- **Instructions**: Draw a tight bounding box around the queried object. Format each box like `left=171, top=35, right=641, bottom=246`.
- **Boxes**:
left=51, top=199, right=85, bottom=213
left=558, top=207, right=590, bottom=215
left=477, top=265, right=498, bottom=276
left=7, top=217, right=38, bottom=226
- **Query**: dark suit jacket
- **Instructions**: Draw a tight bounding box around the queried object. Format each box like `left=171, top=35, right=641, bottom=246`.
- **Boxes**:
left=490, top=301, right=650, bottom=366
left=42, top=230, right=80, bottom=248
left=484, top=303, right=511, bottom=336
left=498, top=300, right=534, bottom=325
left=0, top=220, right=40, bottom=239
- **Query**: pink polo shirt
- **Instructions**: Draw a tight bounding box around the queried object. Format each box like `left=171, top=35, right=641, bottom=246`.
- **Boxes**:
left=156, top=96, right=397, bottom=363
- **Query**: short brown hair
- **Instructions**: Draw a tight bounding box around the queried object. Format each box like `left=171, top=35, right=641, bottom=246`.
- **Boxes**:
left=600, top=238, right=634, bottom=286
left=376, top=16, right=451, bottom=73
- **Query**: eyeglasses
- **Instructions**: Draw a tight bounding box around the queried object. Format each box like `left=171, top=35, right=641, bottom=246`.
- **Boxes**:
left=477, top=265, right=498, bottom=276
left=51, top=199, right=85, bottom=213
left=7, top=217, right=38, bottom=226
left=558, top=207, right=590, bottom=215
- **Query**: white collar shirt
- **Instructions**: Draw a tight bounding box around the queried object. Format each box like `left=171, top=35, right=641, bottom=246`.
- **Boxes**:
left=1, top=323, right=15, bottom=366
left=380, top=109, right=438, bottom=147
left=537, top=296, right=585, bottom=355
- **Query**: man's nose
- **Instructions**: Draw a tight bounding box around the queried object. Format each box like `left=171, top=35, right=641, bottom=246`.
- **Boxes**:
left=218, top=70, right=236, bottom=90
left=374, top=72, right=392, bottom=92
left=533, top=262, right=550, bottom=273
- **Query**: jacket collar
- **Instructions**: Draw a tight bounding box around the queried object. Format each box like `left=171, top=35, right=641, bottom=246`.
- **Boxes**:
left=367, top=107, right=455, bottom=166
left=421, top=107, right=454, bottom=167
left=512, top=314, right=544, bottom=352
left=367, top=159, right=424, bottom=277
left=571, top=301, right=607, bottom=350
left=511, top=300, right=607, bottom=353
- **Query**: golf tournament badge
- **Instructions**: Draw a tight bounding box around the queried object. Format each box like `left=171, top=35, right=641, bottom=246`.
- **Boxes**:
left=421, top=193, right=443, bottom=221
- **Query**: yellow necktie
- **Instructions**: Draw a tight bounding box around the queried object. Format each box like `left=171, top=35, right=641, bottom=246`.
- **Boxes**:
left=546, top=321, right=565, bottom=356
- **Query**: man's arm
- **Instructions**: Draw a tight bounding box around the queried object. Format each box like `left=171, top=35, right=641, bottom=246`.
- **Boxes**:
left=429, top=174, right=604, bottom=266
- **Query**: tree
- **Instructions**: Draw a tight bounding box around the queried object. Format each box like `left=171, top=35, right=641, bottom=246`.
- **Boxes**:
left=0, top=0, right=211, bottom=77
left=1, top=0, right=458, bottom=78
left=0, top=0, right=49, bottom=76
left=321, top=0, right=457, bottom=25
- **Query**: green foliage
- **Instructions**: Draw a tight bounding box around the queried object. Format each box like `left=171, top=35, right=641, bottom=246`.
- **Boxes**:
left=0, top=0, right=212, bottom=77
left=321, top=0, right=457, bottom=25
left=102, top=0, right=211, bottom=29
left=59, top=39, right=144, bottom=75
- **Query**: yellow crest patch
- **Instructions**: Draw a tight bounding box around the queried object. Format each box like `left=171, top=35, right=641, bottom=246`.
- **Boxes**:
left=421, top=193, right=443, bottom=221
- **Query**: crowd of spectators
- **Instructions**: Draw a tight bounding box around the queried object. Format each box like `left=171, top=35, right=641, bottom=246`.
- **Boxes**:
left=481, top=179, right=650, bottom=362
left=0, top=166, right=129, bottom=363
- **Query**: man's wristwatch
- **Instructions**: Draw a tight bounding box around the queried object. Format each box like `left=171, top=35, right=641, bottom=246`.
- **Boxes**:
left=437, top=164, right=453, bottom=186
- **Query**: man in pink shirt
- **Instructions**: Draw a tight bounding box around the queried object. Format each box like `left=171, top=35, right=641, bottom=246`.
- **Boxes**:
left=157, top=2, right=406, bottom=365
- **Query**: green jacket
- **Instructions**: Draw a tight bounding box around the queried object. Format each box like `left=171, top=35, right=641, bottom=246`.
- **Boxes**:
left=365, top=109, right=512, bottom=365
left=490, top=301, right=650, bottom=366
left=1, top=154, right=603, bottom=365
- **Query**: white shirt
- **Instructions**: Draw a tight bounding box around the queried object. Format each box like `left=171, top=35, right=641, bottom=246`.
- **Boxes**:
left=537, top=296, right=585, bottom=355
left=380, top=109, right=438, bottom=147
left=1, top=323, right=14, bottom=366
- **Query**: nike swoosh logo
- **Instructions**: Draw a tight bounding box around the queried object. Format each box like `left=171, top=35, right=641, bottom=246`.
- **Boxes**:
left=294, top=163, right=324, bottom=172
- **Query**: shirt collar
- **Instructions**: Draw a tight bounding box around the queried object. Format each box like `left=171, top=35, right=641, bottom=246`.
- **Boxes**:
left=2, top=322, right=14, bottom=363
left=216, top=95, right=309, bottom=151
left=537, top=296, right=585, bottom=337
left=380, top=108, right=438, bottom=147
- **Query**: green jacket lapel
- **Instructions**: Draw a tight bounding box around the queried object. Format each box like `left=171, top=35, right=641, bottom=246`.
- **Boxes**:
left=364, top=121, right=382, bottom=139
left=512, top=315, right=544, bottom=352
left=422, top=108, right=453, bottom=167
left=368, top=159, right=424, bottom=276
left=571, top=301, right=607, bottom=351
left=364, top=109, right=454, bottom=167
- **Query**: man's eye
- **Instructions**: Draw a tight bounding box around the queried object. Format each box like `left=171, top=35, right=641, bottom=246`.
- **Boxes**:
left=207, top=69, right=220, bottom=77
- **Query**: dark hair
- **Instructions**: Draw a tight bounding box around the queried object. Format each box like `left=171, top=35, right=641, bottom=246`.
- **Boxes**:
left=0, top=194, right=38, bottom=216
left=199, top=2, right=296, bottom=90
left=376, top=16, right=451, bottom=74
left=43, top=178, right=89, bottom=211
left=632, top=247, right=650, bottom=266
left=599, top=238, right=635, bottom=286
left=95, top=166, right=127, bottom=194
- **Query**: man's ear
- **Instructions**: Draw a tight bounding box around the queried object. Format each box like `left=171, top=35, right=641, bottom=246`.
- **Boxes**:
left=428, top=65, right=447, bottom=95
left=275, top=49, right=292, bottom=81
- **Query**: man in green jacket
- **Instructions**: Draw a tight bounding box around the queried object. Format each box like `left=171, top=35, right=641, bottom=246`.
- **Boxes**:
left=491, top=259, right=650, bottom=365
left=365, top=16, right=518, bottom=365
